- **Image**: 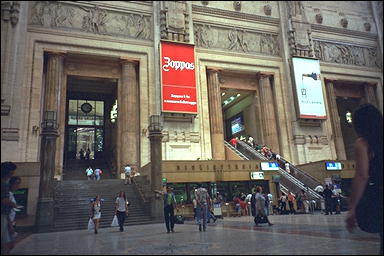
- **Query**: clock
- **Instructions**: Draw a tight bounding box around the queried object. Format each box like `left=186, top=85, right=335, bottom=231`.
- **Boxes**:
left=81, top=103, right=92, bottom=114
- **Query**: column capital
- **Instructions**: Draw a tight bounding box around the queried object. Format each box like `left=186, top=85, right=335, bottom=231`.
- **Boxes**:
left=256, top=72, right=274, bottom=79
left=206, top=67, right=222, bottom=74
left=44, top=49, right=67, bottom=57
left=120, top=57, right=139, bottom=65
left=324, top=78, right=337, bottom=84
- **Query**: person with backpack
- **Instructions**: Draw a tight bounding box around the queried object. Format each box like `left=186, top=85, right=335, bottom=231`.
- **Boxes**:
left=163, top=186, right=176, bottom=233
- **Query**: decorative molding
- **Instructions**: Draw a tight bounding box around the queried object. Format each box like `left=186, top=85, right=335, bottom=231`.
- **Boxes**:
left=192, top=5, right=280, bottom=25
left=293, top=135, right=306, bottom=145
left=10, top=1, right=20, bottom=26
left=163, top=130, right=200, bottom=143
left=313, top=40, right=382, bottom=69
left=293, top=134, right=328, bottom=145
left=311, top=24, right=377, bottom=40
left=1, top=104, right=11, bottom=116
left=194, top=22, right=280, bottom=56
left=1, top=1, right=12, bottom=22
left=28, top=1, right=153, bottom=41
left=1, top=128, right=19, bottom=141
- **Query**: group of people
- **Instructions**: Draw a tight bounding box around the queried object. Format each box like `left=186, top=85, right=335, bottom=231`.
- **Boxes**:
left=229, top=136, right=280, bottom=161
left=79, top=148, right=91, bottom=160
left=277, top=189, right=311, bottom=215
left=88, top=191, right=130, bottom=234
left=85, top=166, right=103, bottom=180
left=1, top=162, right=20, bottom=255
left=314, top=183, right=344, bottom=215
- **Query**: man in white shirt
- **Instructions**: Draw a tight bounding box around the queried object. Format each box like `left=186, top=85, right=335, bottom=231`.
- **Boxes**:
left=85, top=167, right=93, bottom=180
left=124, top=164, right=132, bottom=185
left=285, top=162, right=290, bottom=173
left=314, top=184, right=324, bottom=197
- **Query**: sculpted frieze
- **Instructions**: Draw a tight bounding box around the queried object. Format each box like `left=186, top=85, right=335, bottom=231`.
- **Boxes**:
left=194, top=23, right=280, bottom=56
left=29, top=1, right=152, bottom=40
left=313, top=40, right=382, bottom=68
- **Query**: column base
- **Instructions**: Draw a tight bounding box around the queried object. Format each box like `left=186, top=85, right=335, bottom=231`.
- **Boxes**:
left=35, top=197, right=55, bottom=233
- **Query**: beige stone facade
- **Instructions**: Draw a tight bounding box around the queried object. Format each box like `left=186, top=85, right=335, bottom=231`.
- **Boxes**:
left=1, top=1, right=383, bottom=220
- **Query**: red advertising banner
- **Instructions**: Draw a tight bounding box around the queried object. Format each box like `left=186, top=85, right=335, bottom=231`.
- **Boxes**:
left=161, top=41, right=197, bottom=113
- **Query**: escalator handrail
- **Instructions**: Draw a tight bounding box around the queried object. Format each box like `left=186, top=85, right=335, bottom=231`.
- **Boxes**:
left=236, top=141, right=322, bottom=200
left=280, top=156, right=321, bottom=188
left=224, top=140, right=250, bottom=160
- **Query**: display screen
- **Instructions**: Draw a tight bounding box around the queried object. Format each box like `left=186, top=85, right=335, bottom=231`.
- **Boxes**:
left=231, top=116, right=244, bottom=135
left=260, top=162, right=280, bottom=171
left=325, top=162, right=343, bottom=170
left=250, top=172, right=265, bottom=180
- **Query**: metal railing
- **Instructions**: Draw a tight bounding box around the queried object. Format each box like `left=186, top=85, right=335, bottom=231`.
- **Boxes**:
left=235, top=141, right=322, bottom=201
left=224, top=140, right=249, bottom=160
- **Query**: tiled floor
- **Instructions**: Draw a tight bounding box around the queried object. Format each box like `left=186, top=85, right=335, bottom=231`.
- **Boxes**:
left=11, top=212, right=381, bottom=255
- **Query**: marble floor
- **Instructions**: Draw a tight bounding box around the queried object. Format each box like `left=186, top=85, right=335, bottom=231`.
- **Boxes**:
left=11, top=212, right=381, bottom=255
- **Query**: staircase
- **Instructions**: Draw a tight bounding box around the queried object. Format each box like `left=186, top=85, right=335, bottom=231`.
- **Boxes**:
left=53, top=179, right=153, bottom=231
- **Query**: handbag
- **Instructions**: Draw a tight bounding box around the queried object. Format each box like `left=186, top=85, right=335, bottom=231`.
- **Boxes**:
left=111, top=215, right=119, bottom=227
left=88, top=218, right=95, bottom=231
left=355, top=181, right=380, bottom=233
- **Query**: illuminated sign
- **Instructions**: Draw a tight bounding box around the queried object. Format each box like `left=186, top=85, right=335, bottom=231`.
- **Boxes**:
left=161, top=41, right=197, bottom=114
left=260, top=162, right=280, bottom=171
left=250, top=172, right=265, bottom=180
left=292, top=57, right=326, bottom=119
left=325, top=162, right=343, bottom=170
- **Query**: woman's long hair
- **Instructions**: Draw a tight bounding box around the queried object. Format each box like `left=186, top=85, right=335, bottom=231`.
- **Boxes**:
left=353, top=104, right=383, bottom=170
left=118, top=191, right=127, bottom=202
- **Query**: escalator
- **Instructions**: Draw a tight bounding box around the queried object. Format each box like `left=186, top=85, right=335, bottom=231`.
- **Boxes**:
left=226, top=140, right=323, bottom=203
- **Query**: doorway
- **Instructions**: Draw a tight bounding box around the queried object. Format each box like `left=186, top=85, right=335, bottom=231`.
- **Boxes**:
left=63, top=76, right=117, bottom=179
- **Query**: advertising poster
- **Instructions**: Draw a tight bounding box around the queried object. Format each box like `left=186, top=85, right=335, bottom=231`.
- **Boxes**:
left=292, top=57, right=327, bottom=119
left=161, top=41, right=198, bottom=114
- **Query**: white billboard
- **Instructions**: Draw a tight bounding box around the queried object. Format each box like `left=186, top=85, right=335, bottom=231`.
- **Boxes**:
left=292, top=57, right=327, bottom=119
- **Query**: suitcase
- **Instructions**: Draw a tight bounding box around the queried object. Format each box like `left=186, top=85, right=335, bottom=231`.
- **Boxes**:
left=254, top=215, right=268, bottom=224
left=174, top=215, right=184, bottom=224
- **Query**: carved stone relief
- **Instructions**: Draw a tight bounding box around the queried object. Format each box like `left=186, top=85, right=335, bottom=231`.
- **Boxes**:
left=29, top=1, right=153, bottom=40
left=264, top=5, right=272, bottom=16
left=364, top=22, right=371, bottom=32
left=194, top=23, right=280, bottom=56
left=340, top=18, right=348, bottom=28
left=315, top=13, right=323, bottom=24
left=160, top=1, right=189, bottom=42
left=313, top=40, right=382, bottom=68
left=233, top=1, right=241, bottom=11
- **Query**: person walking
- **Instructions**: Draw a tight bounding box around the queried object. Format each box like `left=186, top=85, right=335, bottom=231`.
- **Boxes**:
left=323, top=185, right=333, bottom=215
left=279, top=194, right=287, bottom=214
left=287, top=191, right=296, bottom=214
left=195, top=183, right=210, bottom=232
left=86, top=148, right=91, bottom=160
left=267, top=192, right=273, bottom=215
left=85, top=166, right=93, bottom=180
left=94, top=168, right=102, bottom=181
left=79, top=148, right=85, bottom=160
left=254, top=186, right=273, bottom=226
left=7, top=176, right=21, bottom=247
left=115, top=191, right=129, bottom=232
left=345, top=104, right=383, bottom=255
left=1, top=162, right=17, bottom=255
left=124, top=164, right=132, bottom=185
left=163, top=186, right=176, bottom=233
left=301, top=189, right=309, bottom=213
left=90, top=195, right=102, bottom=234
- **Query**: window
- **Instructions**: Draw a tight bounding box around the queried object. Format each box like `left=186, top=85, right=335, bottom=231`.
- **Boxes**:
left=68, top=100, right=104, bottom=126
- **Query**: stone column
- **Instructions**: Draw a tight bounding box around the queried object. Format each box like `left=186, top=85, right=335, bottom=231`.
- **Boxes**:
left=120, top=59, right=140, bottom=175
left=206, top=69, right=225, bottom=160
left=325, top=80, right=346, bottom=160
left=148, top=116, right=164, bottom=221
left=257, top=73, right=280, bottom=152
left=35, top=51, right=64, bottom=232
